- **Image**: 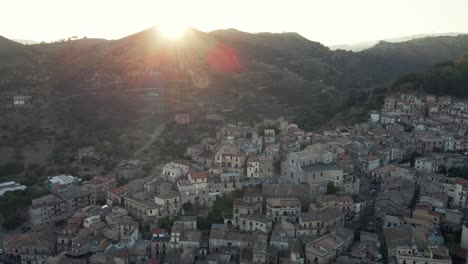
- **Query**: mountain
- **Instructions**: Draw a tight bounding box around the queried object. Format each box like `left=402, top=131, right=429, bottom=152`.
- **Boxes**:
left=2, top=28, right=468, bottom=167
left=330, top=32, right=467, bottom=51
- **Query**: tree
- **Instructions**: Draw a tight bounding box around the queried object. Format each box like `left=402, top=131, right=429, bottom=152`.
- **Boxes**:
left=447, top=166, right=468, bottom=179
left=81, top=174, right=92, bottom=181
left=197, top=210, right=224, bottom=230
left=408, top=151, right=423, bottom=167
left=117, top=177, right=129, bottom=187
left=273, top=160, right=281, bottom=174
left=0, top=188, right=50, bottom=229
left=182, top=202, right=194, bottom=212
left=326, top=182, right=338, bottom=194
left=158, top=216, right=175, bottom=230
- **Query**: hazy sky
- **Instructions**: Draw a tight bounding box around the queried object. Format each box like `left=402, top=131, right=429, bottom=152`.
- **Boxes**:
left=2, top=0, right=468, bottom=45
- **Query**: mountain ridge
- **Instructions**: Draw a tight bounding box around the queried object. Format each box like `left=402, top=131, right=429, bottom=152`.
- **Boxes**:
left=330, top=32, right=468, bottom=51
left=2, top=27, right=468, bottom=168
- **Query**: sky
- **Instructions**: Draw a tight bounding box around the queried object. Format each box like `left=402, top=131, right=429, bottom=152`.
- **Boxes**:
left=2, top=0, right=468, bottom=46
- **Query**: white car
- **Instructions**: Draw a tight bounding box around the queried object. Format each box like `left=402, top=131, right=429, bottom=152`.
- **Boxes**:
left=0, top=248, right=4, bottom=254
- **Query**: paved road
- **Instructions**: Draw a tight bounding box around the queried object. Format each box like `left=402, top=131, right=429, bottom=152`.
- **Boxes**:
left=132, top=122, right=167, bottom=158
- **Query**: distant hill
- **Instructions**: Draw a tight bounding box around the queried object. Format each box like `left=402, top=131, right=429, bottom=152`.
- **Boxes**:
left=13, top=39, right=39, bottom=45
left=330, top=32, right=467, bottom=51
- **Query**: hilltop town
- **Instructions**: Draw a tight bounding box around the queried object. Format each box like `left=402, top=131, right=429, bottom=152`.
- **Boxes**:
left=2, top=93, right=468, bottom=264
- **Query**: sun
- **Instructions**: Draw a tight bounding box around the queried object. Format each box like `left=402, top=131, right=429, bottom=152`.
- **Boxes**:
left=158, top=22, right=187, bottom=40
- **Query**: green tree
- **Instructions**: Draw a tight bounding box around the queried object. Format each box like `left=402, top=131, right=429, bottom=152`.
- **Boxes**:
left=182, top=202, right=194, bottom=212
left=326, top=182, right=338, bottom=194
left=158, top=216, right=176, bottom=230
left=0, top=188, right=50, bottom=229
left=117, top=177, right=129, bottom=187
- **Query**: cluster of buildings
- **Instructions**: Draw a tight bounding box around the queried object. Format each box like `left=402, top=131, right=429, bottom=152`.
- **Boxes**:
left=379, top=94, right=468, bottom=153
left=4, top=94, right=468, bottom=264
left=12, top=95, right=32, bottom=105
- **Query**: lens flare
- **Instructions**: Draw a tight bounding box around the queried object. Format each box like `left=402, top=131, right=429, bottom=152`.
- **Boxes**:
left=157, top=22, right=187, bottom=40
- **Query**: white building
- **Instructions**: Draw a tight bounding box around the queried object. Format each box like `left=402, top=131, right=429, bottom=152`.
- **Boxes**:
left=83, top=214, right=101, bottom=228
left=266, top=198, right=301, bottom=222
left=461, top=224, right=468, bottom=250
left=395, top=244, right=451, bottom=264
left=281, top=148, right=335, bottom=183
left=441, top=178, right=468, bottom=209
left=47, top=174, right=80, bottom=190
left=13, top=96, right=32, bottom=105
left=0, top=181, right=26, bottom=196
left=264, top=129, right=276, bottom=144
left=247, top=157, right=260, bottom=178
left=370, top=111, right=380, bottom=123
left=415, top=157, right=439, bottom=173
left=162, top=164, right=183, bottom=182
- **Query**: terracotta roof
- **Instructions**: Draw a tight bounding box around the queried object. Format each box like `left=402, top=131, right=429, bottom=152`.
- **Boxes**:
left=365, top=155, right=379, bottom=161
left=152, top=228, right=167, bottom=235
left=248, top=156, right=259, bottom=162
left=90, top=222, right=107, bottom=230
left=68, top=216, right=84, bottom=225
left=146, top=259, right=160, bottom=264
left=84, top=175, right=115, bottom=185
left=190, top=172, right=207, bottom=180
left=339, top=154, right=352, bottom=162
left=414, top=204, right=431, bottom=211
left=289, top=127, right=304, bottom=133
left=455, top=178, right=468, bottom=186
left=115, top=248, right=129, bottom=258
left=109, top=184, right=127, bottom=195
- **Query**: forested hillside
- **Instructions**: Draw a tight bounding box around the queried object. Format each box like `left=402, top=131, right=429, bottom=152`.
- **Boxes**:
left=394, top=59, right=468, bottom=97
